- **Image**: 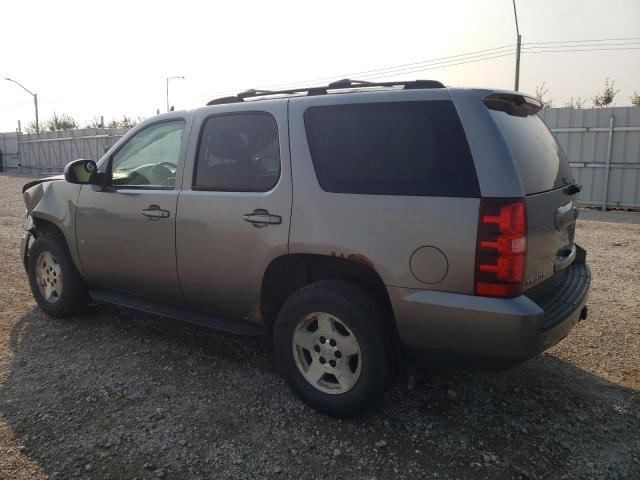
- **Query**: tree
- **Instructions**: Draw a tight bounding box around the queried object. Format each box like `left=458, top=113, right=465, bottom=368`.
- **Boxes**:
left=24, top=121, right=40, bottom=134
left=565, top=97, right=586, bottom=109
left=107, top=115, right=140, bottom=128
left=535, top=82, right=553, bottom=109
left=631, top=91, right=640, bottom=107
left=44, top=112, right=79, bottom=131
left=84, top=116, right=104, bottom=128
left=592, top=78, right=619, bottom=108
left=23, top=113, right=78, bottom=133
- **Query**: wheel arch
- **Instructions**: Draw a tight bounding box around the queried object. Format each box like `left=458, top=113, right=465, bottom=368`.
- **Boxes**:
left=260, top=253, right=396, bottom=334
left=28, top=215, right=86, bottom=280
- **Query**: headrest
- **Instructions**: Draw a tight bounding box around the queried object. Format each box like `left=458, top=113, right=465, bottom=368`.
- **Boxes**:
left=208, top=131, right=249, bottom=161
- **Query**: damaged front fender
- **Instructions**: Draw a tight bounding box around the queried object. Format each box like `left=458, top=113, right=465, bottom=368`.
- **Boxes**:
left=21, top=178, right=85, bottom=278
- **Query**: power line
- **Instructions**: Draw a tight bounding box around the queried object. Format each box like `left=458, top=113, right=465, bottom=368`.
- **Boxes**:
left=523, top=42, right=640, bottom=50
left=201, top=45, right=517, bottom=98
left=323, top=49, right=517, bottom=81
left=201, top=36, right=640, bottom=99
left=245, top=44, right=516, bottom=91
left=525, top=36, right=640, bottom=45
left=523, top=46, right=640, bottom=54
left=345, top=53, right=516, bottom=81
left=205, top=51, right=517, bottom=98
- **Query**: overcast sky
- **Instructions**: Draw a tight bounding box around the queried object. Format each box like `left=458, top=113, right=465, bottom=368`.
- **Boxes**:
left=1, top=0, right=639, bottom=132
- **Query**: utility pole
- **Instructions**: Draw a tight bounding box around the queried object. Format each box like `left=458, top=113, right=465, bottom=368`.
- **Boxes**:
left=166, top=76, right=185, bottom=112
left=5, top=77, right=39, bottom=133
left=512, top=0, right=522, bottom=91
left=34, top=93, right=39, bottom=133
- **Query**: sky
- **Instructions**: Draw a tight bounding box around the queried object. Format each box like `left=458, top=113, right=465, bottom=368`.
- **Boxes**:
left=0, top=0, right=639, bottom=132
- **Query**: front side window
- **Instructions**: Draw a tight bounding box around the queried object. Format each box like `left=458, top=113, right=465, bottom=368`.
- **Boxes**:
left=304, top=101, right=479, bottom=197
left=111, top=120, right=185, bottom=187
left=194, top=113, right=280, bottom=191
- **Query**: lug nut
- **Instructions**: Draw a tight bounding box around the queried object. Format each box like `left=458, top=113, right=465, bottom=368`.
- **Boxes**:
left=335, top=351, right=342, bottom=359
left=329, top=339, right=337, bottom=347
left=314, top=345, right=321, bottom=353
left=319, top=336, right=326, bottom=344
left=319, top=357, right=326, bottom=364
left=329, top=360, right=336, bottom=367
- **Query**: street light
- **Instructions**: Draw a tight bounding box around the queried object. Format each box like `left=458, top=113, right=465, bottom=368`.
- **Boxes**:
left=5, top=77, right=39, bottom=133
left=166, top=76, right=185, bottom=112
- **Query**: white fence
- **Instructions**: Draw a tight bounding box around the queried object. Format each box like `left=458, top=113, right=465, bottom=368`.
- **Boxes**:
left=9, top=128, right=129, bottom=175
left=2, top=107, right=640, bottom=210
left=539, top=106, right=640, bottom=210
left=0, top=132, right=19, bottom=171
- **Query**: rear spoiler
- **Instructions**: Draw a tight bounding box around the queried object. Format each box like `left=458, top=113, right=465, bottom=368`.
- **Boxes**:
left=483, top=93, right=542, bottom=117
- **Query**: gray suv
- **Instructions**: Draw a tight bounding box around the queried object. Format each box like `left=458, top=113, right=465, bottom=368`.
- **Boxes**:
left=20, top=79, right=591, bottom=417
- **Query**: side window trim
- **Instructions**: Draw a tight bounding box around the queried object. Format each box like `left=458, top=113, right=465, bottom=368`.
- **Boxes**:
left=104, top=118, right=186, bottom=191
left=192, top=111, right=281, bottom=192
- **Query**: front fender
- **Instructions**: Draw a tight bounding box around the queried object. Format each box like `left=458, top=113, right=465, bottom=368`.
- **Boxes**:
left=20, top=230, right=32, bottom=271
left=23, top=179, right=85, bottom=279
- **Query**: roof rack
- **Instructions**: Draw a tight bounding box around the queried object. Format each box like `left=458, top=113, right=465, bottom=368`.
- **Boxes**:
left=206, top=78, right=445, bottom=106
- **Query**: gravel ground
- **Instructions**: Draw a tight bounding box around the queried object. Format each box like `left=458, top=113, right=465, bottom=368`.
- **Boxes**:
left=0, top=173, right=639, bottom=480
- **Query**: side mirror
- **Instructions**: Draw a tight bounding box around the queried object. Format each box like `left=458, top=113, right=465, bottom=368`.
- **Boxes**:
left=64, top=159, right=100, bottom=185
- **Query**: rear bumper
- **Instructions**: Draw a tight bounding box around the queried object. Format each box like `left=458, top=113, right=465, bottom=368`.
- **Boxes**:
left=390, top=258, right=591, bottom=368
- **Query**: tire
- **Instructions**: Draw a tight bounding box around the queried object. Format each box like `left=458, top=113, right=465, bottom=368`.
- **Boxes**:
left=273, top=279, right=393, bottom=417
left=27, top=232, right=89, bottom=317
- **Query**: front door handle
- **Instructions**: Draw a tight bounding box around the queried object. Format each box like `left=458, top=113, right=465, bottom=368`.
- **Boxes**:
left=142, top=204, right=170, bottom=220
left=243, top=209, right=282, bottom=228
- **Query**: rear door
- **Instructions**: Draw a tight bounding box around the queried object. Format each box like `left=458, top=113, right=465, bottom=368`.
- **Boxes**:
left=288, top=89, right=482, bottom=295
left=176, top=101, right=291, bottom=320
left=487, top=103, right=577, bottom=291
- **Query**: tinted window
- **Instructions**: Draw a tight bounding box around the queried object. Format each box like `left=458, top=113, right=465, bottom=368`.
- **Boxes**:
left=111, top=120, right=184, bottom=187
left=194, top=113, right=280, bottom=191
left=489, top=110, right=574, bottom=195
left=303, top=101, right=479, bottom=197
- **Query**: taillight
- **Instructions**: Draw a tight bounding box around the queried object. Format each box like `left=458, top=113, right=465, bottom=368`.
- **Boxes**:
left=475, top=198, right=527, bottom=297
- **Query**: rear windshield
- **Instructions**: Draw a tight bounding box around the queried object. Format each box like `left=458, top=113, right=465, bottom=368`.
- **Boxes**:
left=304, top=101, right=480, bottom=197
left=489, top=110, right=574, bottom=195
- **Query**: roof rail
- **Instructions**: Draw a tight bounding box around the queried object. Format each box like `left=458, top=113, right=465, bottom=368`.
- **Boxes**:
left=206, top=79, right=445, bottom=106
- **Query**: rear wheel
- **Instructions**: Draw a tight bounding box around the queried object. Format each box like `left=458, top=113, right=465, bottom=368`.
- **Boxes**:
left=273, top=280, right=392, bottom=417
left=27, top=233, right=89, bottom=317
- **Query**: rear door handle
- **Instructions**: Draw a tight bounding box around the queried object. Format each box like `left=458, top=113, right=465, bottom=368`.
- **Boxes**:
left=243, top=209, right=282, bottom=228
left=142, top=204, right=170, bottom=220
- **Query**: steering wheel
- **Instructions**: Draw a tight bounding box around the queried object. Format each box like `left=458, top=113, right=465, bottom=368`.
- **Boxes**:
left=148, top=163, right=174, bottom=185
left=158, top=161, right=177, bottom=171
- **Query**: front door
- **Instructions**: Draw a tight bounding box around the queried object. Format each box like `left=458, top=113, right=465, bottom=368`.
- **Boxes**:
left=76, top=118, right=188, bottom=303
left=176, top=103, right=291, bottom=320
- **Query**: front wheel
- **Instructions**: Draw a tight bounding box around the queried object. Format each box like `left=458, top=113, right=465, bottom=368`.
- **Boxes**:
left=27, top=232, right=89, bottom=317
left=273, top=280, right=393, bottom=417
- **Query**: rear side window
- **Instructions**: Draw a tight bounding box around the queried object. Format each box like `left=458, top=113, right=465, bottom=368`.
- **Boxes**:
left=303, top=101, right=479, bottom=197
left=489, top=110, right=574, bottom=195
left=194, top=113, right=280, bottom=191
